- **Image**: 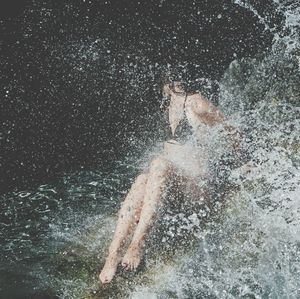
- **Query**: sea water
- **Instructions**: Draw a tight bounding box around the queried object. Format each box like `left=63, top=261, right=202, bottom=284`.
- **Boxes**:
left=1, top=0, right=300, bottom=298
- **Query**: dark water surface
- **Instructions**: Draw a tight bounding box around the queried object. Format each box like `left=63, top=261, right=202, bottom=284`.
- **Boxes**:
left=1, top=0, right=300, bottom=298
left=1, top=0, right=272, bottom=194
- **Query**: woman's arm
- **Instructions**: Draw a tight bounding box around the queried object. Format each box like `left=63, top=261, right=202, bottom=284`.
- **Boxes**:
left=189, top=94, right=225, bottom=126
left=191, top=94, right=254, bottom=172
left=190, top=94, right=243, bottom=149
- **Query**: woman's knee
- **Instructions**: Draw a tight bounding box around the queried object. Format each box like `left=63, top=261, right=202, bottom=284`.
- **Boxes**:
left=135, top=173, right=148, bottom=186
left=149, top=156, right=171, bottom=174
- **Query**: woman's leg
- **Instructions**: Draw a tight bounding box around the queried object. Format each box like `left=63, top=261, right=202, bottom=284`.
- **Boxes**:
left=99, top=173, right=148, bottom=283
left=121, top=156, right=172, bottom=270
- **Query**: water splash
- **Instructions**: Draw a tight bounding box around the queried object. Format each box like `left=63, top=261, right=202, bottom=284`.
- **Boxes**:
left=2, top=1, right=300, bottom=298
left=235, top=0, right=300, bottom=64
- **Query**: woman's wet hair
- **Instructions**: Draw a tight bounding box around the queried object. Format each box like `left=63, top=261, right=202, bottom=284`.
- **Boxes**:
left=160, top=68, right=219, bottom=104
left=161, top=72, right=189, bottom=94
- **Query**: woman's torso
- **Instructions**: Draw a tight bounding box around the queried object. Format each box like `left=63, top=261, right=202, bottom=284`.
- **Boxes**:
left=163, top=94, right=212, bottom=178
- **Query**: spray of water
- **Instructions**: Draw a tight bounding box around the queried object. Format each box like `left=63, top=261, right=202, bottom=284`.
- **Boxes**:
left=1, top=1, right=300, bottom=298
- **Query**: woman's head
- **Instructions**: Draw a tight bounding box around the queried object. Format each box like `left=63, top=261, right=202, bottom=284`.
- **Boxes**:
left=162, top=81, right=186, bottom=97
left=161, top=68, right=202, bottom=97
left=160, top=81, right=195, bottom=110
left=160, top=67, right=219, bottom=104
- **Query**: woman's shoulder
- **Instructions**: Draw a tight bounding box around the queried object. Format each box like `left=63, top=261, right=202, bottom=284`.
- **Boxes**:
left=187, top=94, right=211, bottom=115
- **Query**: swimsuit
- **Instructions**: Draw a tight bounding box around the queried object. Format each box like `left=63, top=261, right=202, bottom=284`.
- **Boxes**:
left=166, top=94, right=194, bottom=144
left=163, top=94, right=206, bottom=178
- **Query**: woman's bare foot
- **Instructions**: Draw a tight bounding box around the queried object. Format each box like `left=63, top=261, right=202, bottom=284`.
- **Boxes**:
left=99, top=254, right=120, bottom=284
left=121, top=242, right=144, bottom=271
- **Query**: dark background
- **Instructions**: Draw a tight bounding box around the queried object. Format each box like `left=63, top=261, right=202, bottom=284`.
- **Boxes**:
left=1, top=0, right=279, bottom=195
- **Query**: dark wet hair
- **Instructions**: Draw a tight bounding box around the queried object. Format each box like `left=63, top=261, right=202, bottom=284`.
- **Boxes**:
left=160, top=66, right=219, bottom=104
left=161, top=70, right=191, bottom=95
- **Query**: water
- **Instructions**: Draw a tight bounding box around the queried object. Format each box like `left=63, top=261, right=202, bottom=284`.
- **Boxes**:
left=1, top=0, right=300, bottom=298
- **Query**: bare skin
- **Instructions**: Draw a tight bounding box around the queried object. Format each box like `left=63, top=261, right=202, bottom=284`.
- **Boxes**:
left=99, top=173, right=147, bottom=283
left=99, top=81, right=228, bottom=284
left=121, top=157, right=172, bottom=271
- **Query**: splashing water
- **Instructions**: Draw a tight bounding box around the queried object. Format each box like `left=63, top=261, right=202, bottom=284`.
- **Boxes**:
left=1, top=1, right=300, bottom=299
left=235, top=0, right=300, bottom=64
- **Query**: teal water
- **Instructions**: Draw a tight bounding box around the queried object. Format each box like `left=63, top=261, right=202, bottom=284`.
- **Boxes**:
left=1, top=0, right=300, bottom=298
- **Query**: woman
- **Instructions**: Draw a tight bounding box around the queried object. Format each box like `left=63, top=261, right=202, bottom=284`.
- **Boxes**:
left=99, top=81, right=237, bottom=284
